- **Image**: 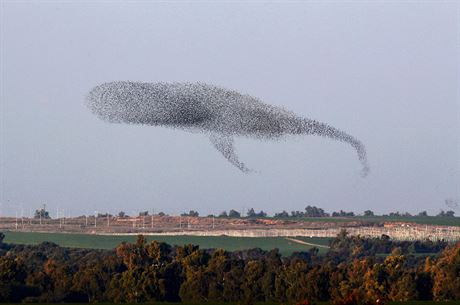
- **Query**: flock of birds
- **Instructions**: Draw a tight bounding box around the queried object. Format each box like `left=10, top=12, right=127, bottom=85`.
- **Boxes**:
left=86, top=81, right=370, bottom=176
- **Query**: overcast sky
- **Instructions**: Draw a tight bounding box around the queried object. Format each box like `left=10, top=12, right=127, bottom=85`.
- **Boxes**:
left=1, top=1, right=459, bottom=217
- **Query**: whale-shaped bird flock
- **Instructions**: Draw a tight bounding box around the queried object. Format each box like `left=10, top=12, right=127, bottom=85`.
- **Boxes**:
left=86, top=81, right=369, bottom=176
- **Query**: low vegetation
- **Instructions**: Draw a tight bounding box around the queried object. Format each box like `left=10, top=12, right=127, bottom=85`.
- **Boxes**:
left=1, top=231, right=459, bottom=304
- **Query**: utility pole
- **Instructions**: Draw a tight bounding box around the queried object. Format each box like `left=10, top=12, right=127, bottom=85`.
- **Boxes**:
left=43, top=204, right=46, bottom=225
left=15, top=211, right=18, bottom=230
left=21, top=205, right=24, bottom=229
left=85, top=214, right=88, bottom=226
left=151, top=214, right=153, bottom=229
left=94, top=212, right=97, bottom=228
left=212, top=215, right=215, bottom=229
left=107, top=213, right=109, bottom=227
left=179, top=215, right=182, bottom=229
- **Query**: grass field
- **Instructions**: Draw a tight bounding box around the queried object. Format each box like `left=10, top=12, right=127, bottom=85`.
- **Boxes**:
left=2, top=231, right=332, bottom=256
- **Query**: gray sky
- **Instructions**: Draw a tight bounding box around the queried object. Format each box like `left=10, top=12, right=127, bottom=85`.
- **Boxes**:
left=1, top=1, right=459, bottom=217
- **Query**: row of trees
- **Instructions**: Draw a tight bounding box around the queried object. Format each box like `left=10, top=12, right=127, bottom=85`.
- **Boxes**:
left=199, top=206, right=456, bottom=219
left=33, top=207, right=50, bottom=219
left=28, top=205, right=456, bottom=220
left=1, top=231, right=459, bottom=304
left=273, top=206, right=456, bottom=219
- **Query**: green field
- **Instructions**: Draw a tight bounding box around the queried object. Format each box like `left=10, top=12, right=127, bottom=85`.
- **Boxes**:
left=2, top=231, right=332, bottom=256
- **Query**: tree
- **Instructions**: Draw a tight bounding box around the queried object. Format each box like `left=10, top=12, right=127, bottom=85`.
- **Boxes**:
left=0, top=256, right=27, bottom=302
left=111, top=236, right=178, bottom=302
left=332, top=210, right=354, bottom=217
left=37, top=259, right=73, bottom=302
left=418, top=211, right=428, bottom=217
left=384, top=248, right=418, bottom=302
left=437, top=210, right=455, bottom=217
left=329, top=229, right=354, bottom=258
left=280, top=258, right=310, bottom=301
left=329, top=258, right=371, bottom=304
left=138, top=211, right=149, bottom=216
left=177, top=246, right=210, bottom=302
left=432, top=242, right=460, bottom=300
left=34, top=208, right=50, bottom=219
left=274, top=210, right=289, bottom=218
left=228, top=209, right=241, bottom=218
left=260, top=249, right=282, bottom=302
left=179, top=266, right=207, bottom=302
left=218, top=211, right=228, bottom=218
left=363, top=210, right=374, bottom=216
left=246, top=208, right=256, bottom=218
left=291, top=210, right=304, bottom=217
left=117, top=211, right=126, bottom=218
left=181, top=210, right=199, bottom=217
left=305, top=206, right=328, bottom=217
left=256, top=210, right=267, bottom=218
left=415, top=268, right=433, bottom=300
left=242, top=260, right=265, bottom=302
left=222, top=260, right=244, bottom=301
left=72, top=255, right=120, bottom=302
left=206, top=249, right=230, bottom=301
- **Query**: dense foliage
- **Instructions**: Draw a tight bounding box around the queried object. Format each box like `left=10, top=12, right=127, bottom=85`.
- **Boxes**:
left=0, top=231, right=459, bottom=304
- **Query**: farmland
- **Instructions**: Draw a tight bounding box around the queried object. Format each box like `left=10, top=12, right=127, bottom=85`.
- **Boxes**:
left=2, top=231, right=332, bottom=256
left=294, top=216, right=460, bottom=227
left=1, top=213, right=460, bottom=243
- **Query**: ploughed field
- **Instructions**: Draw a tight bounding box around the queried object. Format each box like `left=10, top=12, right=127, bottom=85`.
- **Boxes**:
left=2, top=231, right=332, bottom=256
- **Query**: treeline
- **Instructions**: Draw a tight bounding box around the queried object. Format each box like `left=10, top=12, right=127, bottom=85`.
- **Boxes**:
left=273, top=206, right=457, bottom=219
left=177, top=206, right=457, bottom=219
left=31, top=205, right=456, bottom=220
left=1, top=231, right=459, bottom=304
